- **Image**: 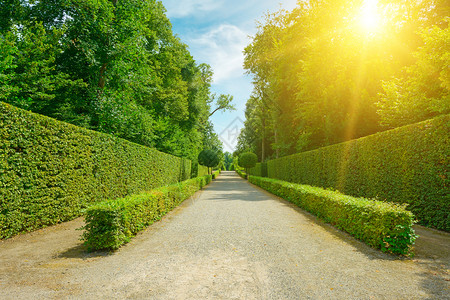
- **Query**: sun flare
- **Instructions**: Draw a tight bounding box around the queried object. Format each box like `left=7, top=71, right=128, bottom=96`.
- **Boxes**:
left=359, top=0, right=380, bottom=32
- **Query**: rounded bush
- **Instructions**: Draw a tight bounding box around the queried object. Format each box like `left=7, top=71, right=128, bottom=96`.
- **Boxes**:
left=239, top=152, right=258, bottom=169
left=198, top=149, right=220, bottom=168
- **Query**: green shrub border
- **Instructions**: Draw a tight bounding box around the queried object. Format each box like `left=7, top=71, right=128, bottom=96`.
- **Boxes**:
left=82, top=175, right=213, bottom=251
left=212, top=169, right=221, bottom=179
left=248, top=162, right=268, bottom=177
left=266, top=115, right=449, bottom=231
left=235, top=169, right=247, bottom=179
left=192, top=163, right=209, bottom=178
left=0, top=102, right=191, bottom=239
left=249, top=176, right=417, bottom=255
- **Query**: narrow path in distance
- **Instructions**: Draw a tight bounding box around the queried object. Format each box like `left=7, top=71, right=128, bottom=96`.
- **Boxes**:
left=1, top=171, right=448, bottom=299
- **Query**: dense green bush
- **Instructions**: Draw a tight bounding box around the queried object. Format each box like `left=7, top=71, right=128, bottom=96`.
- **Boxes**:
left=198, top=164, right=209, bottom=177
left=239, top=152, right=257, bottom=178
left=0, top=102, right=191, bottom=239
left=249, top=176, right=416, bottom=255
left=267, top=115, right=449, bottom=231
left=82, top=175, right=212, bottom=250
left=239, top=152, right=257, bottom=169
left=191, top=163, right=209, bottom=178
left=248, top=162, right=268, bottom=177
left=236, top=169, right=246, bottom=179
left=212, top=169, right=221, bottom=179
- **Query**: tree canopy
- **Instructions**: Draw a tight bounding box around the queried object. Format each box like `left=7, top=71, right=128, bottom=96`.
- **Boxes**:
left=239, top=0, right=449, bottom=161
left=239, top=152, right=257, bottom=169
left=0, top=0, right=233, bottom=162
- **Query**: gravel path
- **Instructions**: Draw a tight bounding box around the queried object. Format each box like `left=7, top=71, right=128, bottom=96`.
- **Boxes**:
left=1, top=171, right=449, bottom=299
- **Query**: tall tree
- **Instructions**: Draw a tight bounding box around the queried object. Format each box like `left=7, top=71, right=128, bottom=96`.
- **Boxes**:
left=0, top=0, right=234, bottom=162
left=241, top=0, right=448, bottom=158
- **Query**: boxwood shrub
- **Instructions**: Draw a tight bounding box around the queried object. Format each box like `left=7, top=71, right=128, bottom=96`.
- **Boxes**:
left=267, top=115, right=449, bottom=231
left=82, top=175, right=212, bottom=250
left=0, top=102, right=191, bottom=239
left=249, top=176, right=416, bottom=255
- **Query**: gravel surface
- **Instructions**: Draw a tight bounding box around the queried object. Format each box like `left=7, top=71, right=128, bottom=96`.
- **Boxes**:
left=1, top=171, right=449, bottom=299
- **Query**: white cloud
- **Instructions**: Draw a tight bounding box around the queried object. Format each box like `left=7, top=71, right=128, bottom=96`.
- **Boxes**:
left=163, top=0, right=223, bottom=18
left=190, top=24, right=250, bottom=83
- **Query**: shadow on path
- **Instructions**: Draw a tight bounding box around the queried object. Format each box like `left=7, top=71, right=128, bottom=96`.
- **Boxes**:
left=56, top=244, right=112, bottom=260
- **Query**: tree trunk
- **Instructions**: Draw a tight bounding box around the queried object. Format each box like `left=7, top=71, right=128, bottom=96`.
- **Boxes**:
left=261, top=115, right=265, bottom=162
left=274, top=128, right=279, bottom=159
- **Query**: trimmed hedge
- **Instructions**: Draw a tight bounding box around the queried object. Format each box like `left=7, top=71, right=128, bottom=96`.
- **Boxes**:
left=248, top=162, right=268, bottom=177
left=82, top=175, right=212, bottom=250
left=249, top=176, right=416, bottom=255
left=236, top=169, right=247, bottom=179
left=192, top=163, right=209, bottom=178
left=0, top=102, right=191, bottom=239
left=212, top=169, right=221, bottom=179
left=197, top=164, right=209, bottom=177
left=267, top=115, right=450, bottom=231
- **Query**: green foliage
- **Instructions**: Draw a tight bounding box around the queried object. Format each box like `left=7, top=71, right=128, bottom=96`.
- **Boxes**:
left=223, top=152, right=233, bottom=171
left=212, top=169, right=220, bottom=180
left=241, top=1, right=449, bottom=159
left=235, top=169, right=246, bottom=179
left=266, top=115, right=450, bottom=231
left=0, top=0, right=232, bottom=163
left=238, top=152, right=258, bottom=169
left=248, top=162, right=268, bottom=177
left=378, top=21, right=450, bottom=128
left=249, top=176, right=417, bottom=255
left=82, top=175, right=212, bottom=251
left=0, top=22, right=86, bottom=113
left=209, top=94, right=236, bottom=117
left=198, top=149, right=220, bottom=168
left=192, top=163, right=209, bottom=178
left=0, top=102, right=191, bottom=239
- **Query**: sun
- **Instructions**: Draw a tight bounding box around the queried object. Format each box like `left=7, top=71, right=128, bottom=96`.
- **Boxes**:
left=359, top=0, right=380, bottom=32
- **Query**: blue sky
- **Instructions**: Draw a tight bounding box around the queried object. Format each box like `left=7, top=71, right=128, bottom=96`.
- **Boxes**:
left=159, top=0, right=298, bottom=152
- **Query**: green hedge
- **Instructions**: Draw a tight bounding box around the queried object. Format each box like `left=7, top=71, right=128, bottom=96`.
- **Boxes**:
left=197, top=164, right=209, bottom=177
left=267, top=115, right=449, bottom=231
left=0, top=102, right=191, bottom=239
left=248, top=162, right=267, bottom=177
left=236, top=169, right=247, bottom=179
left=249, top=176, right=416, bottom=255
left=82, top=175, right=212, bottom=250
left=212, top=169, right=221, bottom=179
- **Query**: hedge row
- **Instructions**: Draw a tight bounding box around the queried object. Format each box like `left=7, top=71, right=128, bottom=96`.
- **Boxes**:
left=248, top=162, right=268, bottom=177
left=249, top=176, right=416, bottom=255
left=82, top=175, right=212, bottom=250
left=267, top=115, right=449, bottom=231
left=235, top=169, right=246, bottom=179
left=0, top=102, right=191, bottom=239
left=198, top=165, right=209, bottom=177
left=192, top=163, right=209, bottom=178
left=212, top=169, right=221, bottom=179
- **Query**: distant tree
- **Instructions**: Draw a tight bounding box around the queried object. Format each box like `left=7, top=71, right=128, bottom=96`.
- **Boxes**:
left=223, top=152, right=233, bottom=170
left=239, top=152, right=258, bottom=179
left=198, top=149, right=220, bottom=175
